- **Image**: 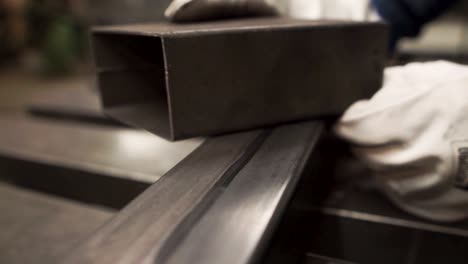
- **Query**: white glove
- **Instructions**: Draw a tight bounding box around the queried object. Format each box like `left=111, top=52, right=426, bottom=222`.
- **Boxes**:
left=335, top=61, right=468, bottom=222
left=165, top=0, right=280, bottom=22
left=288, top=0, right=380, bottom=21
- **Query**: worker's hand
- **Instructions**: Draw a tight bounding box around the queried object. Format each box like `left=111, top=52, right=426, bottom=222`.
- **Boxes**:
left=165, top=0, right=280, bottom=23
left=335, top=61, right=468, bottom=222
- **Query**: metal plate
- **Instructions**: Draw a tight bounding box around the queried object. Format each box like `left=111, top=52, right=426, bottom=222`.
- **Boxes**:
left=0, top=114, right=201, bottom=208
left=0, top=183, right=113, bottom=264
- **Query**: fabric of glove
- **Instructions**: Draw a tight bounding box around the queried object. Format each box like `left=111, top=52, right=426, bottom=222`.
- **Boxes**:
left=288, top=0, right=379, bottom=21
left=335, top=61, right=468, bottom=222
left=165, top=0, right=280, bottom=23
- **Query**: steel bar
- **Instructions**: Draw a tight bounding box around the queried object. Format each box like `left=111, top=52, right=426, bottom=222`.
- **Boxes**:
left=61, top=121, right=322, bottom=264
left=92, top=18, right=387, bottom=140
left=63, top=128, right=266, bottom=263
left=163, top=121, right=322, bottom=264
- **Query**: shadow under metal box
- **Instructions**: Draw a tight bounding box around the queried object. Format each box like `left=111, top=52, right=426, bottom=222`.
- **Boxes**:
left=92, top=18, right=388, bottom=140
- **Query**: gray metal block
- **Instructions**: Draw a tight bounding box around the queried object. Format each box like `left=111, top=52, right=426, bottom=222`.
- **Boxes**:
left=92, top=18, right=387, bottom=140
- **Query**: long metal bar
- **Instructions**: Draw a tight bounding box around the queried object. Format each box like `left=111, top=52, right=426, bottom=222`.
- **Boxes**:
left=63, top=129, right=267, bottom=263
left=163, top=121, right=322, bottom=264
left=61, top=121, right=322, bottom=264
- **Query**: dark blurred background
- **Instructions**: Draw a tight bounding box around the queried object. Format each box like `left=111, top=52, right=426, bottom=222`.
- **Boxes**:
left=0, top=0, right=172, bottom=75
left=1, top=0, right=468, bottom=76
left=0, top=0, right=174, bottom=115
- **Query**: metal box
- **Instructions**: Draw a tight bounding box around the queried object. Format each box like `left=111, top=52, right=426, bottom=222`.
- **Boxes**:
left=92, top=18, right=387, bottom=140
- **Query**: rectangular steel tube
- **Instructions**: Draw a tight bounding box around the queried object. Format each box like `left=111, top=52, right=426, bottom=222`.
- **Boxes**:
left=92, top=18, right=387, bottom=140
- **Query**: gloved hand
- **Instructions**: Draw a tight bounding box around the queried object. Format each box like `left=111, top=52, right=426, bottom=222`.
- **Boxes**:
left=165, top=0, right=379, bottom=23
left=165, top=0, right=280, bottom=22
left=335, top=61, right=468, bottom=222
left=288, top=0, right=379, bottom=21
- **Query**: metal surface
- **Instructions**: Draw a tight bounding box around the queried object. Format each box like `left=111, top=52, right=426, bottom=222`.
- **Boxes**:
left=0, top=114, right=201, bottom=208
left=164, top=122, right=322, bottom=264
left=61, top=121, right=322, bottom=264
left=262, top=141, right=468, bottom=264
left=0, top=114, right=201, bottom=183
left=92, top=17, right=387, bottom=140
left=286, top=210, right=468, bottom=264
left=26, top=80, right=126, bottom=127
left=313, top=207, right=468, bottom=237
left=63, top=128, right=266, bottom=264
left=0, top=182, right=113, bottom=264
left=304, top=253, right=357, bottom=264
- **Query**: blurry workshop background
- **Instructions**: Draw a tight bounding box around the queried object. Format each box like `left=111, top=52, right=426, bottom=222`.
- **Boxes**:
left=1, top=1, right=468, bottom=264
